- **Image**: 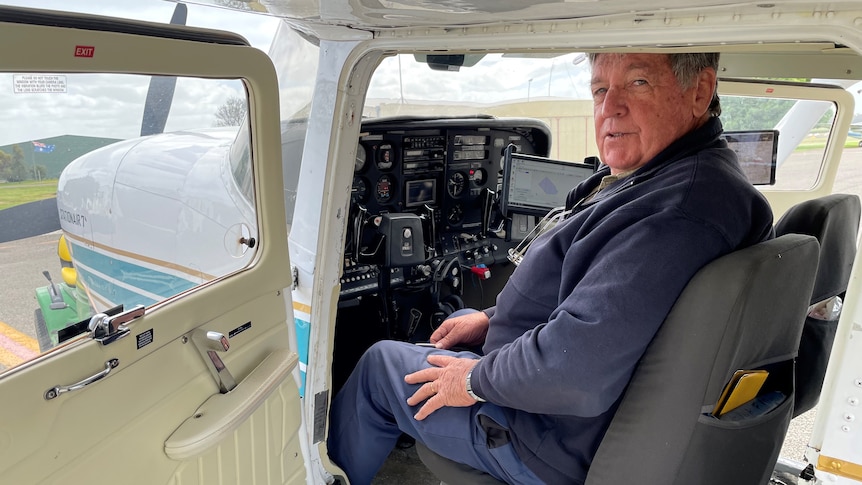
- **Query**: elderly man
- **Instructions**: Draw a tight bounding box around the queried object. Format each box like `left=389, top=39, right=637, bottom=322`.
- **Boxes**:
left=327, top=52, right=774, bottom=484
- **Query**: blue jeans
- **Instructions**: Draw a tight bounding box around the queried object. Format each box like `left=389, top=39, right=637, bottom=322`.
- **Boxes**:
left=327, top=338, right=543, bottom=484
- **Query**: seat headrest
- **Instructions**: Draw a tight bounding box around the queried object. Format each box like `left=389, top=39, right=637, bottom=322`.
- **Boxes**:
left=774, top=194, right=861, bottom=304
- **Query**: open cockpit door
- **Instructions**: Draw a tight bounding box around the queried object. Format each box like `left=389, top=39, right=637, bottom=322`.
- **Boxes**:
left=0, top=6, right=306, bottom=484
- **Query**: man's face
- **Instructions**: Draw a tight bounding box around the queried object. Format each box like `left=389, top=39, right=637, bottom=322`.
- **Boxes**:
left=591, top=53, right=709, bottom=174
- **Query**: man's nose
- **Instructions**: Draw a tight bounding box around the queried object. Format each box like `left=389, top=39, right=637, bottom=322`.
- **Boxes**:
left=600, top=86, right=627, bottom=118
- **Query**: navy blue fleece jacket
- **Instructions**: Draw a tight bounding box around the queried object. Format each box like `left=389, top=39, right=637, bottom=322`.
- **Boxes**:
left=470, top=117, right=774, bottom=484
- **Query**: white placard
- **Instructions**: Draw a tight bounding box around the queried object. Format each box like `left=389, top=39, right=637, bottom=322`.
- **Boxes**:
left=13, top=74, right=67, bottom=93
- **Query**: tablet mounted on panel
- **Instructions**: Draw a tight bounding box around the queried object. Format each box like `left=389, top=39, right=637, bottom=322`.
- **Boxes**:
left=720, top=130, right=778, bottom=186
left=500, top=144, right=597, bottom=218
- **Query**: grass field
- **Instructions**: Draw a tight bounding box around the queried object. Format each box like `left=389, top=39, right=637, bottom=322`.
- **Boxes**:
left=797, top=137, right=862, bottom=151
left=0, top=180, right=58, bottom=211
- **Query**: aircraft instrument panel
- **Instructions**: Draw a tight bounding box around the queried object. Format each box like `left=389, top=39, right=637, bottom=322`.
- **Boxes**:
left=334, top=116, right=552, bottom=389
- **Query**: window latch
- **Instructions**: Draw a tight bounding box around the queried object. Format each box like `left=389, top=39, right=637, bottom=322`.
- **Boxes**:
left=88, top=305, right=145, bottom=345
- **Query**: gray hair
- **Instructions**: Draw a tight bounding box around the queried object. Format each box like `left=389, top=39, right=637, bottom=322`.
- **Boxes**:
left=588, top=52, right=721, bottom=117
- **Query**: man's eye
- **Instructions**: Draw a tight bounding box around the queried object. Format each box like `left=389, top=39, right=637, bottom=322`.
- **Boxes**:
left=632, top=79, right=648, bottom=86
left=592, top=87, right=607, bottom=96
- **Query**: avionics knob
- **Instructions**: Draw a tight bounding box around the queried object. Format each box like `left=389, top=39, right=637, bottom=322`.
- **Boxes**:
left=447, top=266, right=460, bottom=288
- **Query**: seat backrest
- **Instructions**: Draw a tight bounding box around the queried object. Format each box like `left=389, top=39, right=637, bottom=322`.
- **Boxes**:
left=774, top=194, right=860, bottom=417
left=775, top=194, right=860, bottom=305
left=586, top=234, right=819, bottom=485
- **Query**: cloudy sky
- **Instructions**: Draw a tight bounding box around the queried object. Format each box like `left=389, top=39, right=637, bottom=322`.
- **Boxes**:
left=1, top=0, right=280, bottom=50
left=1, top=0, right=860, bottom=149
left=0, top=0, right=281, bottom=146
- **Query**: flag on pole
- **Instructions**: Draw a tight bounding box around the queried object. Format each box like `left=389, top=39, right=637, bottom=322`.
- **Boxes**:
left=32, top=141, right=55, bottom=153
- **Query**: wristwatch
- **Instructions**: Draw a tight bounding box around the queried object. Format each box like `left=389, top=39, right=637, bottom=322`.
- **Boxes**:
left=465, top=367, right=486, bottom=402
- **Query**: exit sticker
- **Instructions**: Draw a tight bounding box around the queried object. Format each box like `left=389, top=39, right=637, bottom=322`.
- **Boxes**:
left=74, top=45, right=94, bottom=58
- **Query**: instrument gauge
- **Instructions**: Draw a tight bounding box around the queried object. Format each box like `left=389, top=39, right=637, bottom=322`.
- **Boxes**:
left=447, top=172, right=466, bottom=198
left=469, top=168, right=486, bottom=185
left=355, top=143, right=367, bottom=172
left=351, top=176, right=369, bottom=204
left=376, top=144, right=394, bottom=171
left=375, top=174, right=395, bottom=203
left=447, top=205, right=463, bottom=225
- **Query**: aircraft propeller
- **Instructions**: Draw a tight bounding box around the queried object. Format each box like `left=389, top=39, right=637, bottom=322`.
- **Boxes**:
left=140, top=3, right=187, bottom=137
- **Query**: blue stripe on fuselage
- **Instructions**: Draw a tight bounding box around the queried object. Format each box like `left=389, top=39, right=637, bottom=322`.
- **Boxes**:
left=70, top=243, right=197, bottom=301
left=74, top=265, right=159, bottom=309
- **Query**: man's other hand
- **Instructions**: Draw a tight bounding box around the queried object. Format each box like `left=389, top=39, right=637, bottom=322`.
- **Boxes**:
left=430, top=311, right=490, bottom=349
left=405, top=355, right=480, bottom=420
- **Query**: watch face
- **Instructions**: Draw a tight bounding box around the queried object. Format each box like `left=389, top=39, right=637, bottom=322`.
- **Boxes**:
left=465, top=367, right=486, bottom=402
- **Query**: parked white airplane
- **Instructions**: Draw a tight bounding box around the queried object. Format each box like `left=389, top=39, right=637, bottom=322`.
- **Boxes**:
left=3, top=1, right=862, bottom=484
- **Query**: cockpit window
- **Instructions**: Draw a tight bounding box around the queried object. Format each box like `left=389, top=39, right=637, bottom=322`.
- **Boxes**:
left=0, top=72, right=256, bottom=373
left=269, top=23, right=320, bottom=227
left=720, top=94, right=834, bottom=190
left=229, top=114, right=255, bottom=204
left=366, top=53, right=595, bottom=162
left=367, top=53, right=856, bottom=195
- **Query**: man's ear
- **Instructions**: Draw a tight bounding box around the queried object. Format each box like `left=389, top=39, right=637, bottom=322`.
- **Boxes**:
left=692, top=67, right=718, bottom=117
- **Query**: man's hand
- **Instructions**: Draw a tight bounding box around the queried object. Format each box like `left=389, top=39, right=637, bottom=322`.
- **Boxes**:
left=430, top=311, right=490, bottom=349
left=405, top=355, right=480, bottom=420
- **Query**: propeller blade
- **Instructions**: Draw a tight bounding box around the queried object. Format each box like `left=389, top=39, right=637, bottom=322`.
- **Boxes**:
left=140, top=4, right=187, bottom=137
left=0, top=198, right=60, bottom=244
left=169, top=3, right=188, bottom=25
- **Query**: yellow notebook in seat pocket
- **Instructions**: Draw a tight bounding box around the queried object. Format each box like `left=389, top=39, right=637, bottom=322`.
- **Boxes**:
left=712, top=370, right=769, bottom=417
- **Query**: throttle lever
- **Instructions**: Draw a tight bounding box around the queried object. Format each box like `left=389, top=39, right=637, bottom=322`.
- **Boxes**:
left=481, top=187, right=496, bottom=237
left=423, top=203, right=437, bottom=257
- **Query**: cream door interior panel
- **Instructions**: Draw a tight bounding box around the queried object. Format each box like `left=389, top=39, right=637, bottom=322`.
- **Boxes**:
left=165, top=349, right=298, bottom=460
left=0, top=294, right=304, bottom=484
left=0, top=7, right=303, bottom=485
left=167, top=377, right=306, bottom=485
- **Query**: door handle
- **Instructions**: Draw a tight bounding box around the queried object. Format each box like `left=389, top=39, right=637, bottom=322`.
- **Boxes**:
left=191, top=329, right=237, bottom=393
left=44, top=358, right=119, bottom=400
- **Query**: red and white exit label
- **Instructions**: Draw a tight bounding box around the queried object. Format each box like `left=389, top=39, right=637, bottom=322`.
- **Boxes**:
left=74, top=45, right=94, bottom=58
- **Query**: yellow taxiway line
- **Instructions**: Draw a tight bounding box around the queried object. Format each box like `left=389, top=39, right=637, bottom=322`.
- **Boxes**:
left=0, top=320, right=39, bottom=368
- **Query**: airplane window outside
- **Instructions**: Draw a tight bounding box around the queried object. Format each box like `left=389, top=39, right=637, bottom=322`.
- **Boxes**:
left=0, top=72, right=257, bottom=374
left=721, top=95, right=831, bottom=191
left=230, top=117, right=256, bottom=204
left=364, top=53, right=845, bottom=185
left=366, top=53, right=596, bottom=163
left=835, top=109, right=862, bottom=200
left=269, top=22, right=320, bottom=227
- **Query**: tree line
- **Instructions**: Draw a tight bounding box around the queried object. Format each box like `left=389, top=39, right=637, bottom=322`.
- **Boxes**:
left=0, top=145, right=46, bottom=183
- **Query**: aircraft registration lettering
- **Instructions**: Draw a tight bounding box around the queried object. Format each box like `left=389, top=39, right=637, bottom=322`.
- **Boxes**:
left=58, top=209, right=87, bottom=228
